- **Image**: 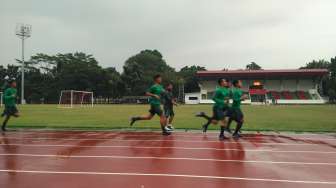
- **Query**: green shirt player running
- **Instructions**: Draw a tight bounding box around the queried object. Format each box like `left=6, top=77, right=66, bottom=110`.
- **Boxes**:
left=130, top=74, right=171, bottom=135
left=162, top=83, right=178, bottom=131
left=196, top=78, right=231, bottom=140
left=1, top=80, right=20, bottom=131
left=227, top=80, right=248, bottom=138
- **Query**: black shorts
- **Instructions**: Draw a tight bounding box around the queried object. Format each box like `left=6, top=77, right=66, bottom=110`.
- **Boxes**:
left=229, top=108, right=244, bottom=122
left=3, top=106, right=19, bottom=116
left=212, top=106, right=229, bottom=121
left=164, top=106, right=174, bottom=117
left=149, top=105, right=163, bottom=116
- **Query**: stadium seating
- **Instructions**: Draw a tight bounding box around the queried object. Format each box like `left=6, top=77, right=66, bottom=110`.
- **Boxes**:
left=264, top=90, right=314, bottom=100
left=281, top=91, right=292, bottom=99
left=268, top=91, right=282, bottom=99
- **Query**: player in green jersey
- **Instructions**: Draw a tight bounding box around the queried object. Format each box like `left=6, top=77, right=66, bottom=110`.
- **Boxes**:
left=1, top=80, right=19, bottom=131
left=196, top=78, right=230, bottom=140
left=162, top=83, right=178, bottom=131
left=129, top=74, right=170, bottom=135
left=227, top=80, right=248, bottom=138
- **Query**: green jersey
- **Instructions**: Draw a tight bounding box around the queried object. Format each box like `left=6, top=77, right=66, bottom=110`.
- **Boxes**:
left=212, top=87, right=230, bottom=108
left=231, top=87, right=243, bottom=109
left=147, top=84, right=164, bottom=106
left=162, top=91, right=174, bottom=108
left=3, top=87, right=17, bottom=107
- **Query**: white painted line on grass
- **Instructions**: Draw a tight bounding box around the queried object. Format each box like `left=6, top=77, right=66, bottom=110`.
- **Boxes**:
left=0, top=153, right=335, bottom=166
left=0, top=169, right=335, bottom=184
left=1, top=143, right=336, bottom=154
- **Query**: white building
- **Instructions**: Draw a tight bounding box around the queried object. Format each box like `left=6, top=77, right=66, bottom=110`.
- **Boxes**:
left=192, top=69, right=328, bottom=105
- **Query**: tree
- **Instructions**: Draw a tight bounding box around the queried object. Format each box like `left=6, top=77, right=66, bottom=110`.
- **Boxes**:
left=178, top=65, right=206, bottom=93
left=300, top=59, right=330, bottom=69
left=121, top=49, right=177, bottom=96
left=300, top=58, right=336, bottom=101
left=246, top=62, right=262, bottom=70
left=7, top=52, right=124, bottom=103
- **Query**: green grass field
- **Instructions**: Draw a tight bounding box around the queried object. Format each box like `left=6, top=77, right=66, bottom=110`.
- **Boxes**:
left=2, top=104, right=336, bottom=132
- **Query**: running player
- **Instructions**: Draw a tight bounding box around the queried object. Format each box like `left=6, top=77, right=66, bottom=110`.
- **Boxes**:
left=129, top=74, right=171, bottom=135
left=1, top=80, right=19, bottom=131
left=196, top=78, right=230, bottom=140
left=162, top=83, right=178, bottom=131
left=227, top=80, right=248, bottom=138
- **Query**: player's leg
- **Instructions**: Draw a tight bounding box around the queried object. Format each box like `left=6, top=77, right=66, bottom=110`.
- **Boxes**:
left=219, top=116, right=229, bottom=140
left=2, top=115, right=10, bottom=131
left=225, top=108, right=233, bottom=133
left=202, top=106, right=218, bottom=133
left=195, top=112, right=211, bottom=120
left=167, top=108, right=175, bottom=130
left=157, top=108, right=171, bottom=135
left=226, top=118, right=233, bottom=133
left=163, top=107, right=173, bottom=131
left=1, top=106, right=18, bottom=132
left=130, top=105, right=155, bottom=126
left=233, top=110, right=244, bottom=138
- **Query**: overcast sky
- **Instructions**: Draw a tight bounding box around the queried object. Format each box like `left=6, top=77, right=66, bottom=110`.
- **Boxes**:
left=1, top=0, right=336, bottom=72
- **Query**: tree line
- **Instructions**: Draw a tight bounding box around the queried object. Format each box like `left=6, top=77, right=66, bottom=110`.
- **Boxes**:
left=0, top=49, right=335, bottom=103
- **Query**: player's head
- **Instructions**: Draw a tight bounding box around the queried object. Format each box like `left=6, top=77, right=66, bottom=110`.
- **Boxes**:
left=226, top=80, right=232, bottom=88
left=232, top=80, right=242, bottom=88
left=8, top=79, right=16, bottom=88
left=166, top=83, right=173, bottom=91
left=218, top=78, right=228, bottom=87
left=153, top=74, right=162, bottom=84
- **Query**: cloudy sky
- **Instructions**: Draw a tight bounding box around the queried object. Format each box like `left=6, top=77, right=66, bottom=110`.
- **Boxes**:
left=1, top=0, right=335, bottom=72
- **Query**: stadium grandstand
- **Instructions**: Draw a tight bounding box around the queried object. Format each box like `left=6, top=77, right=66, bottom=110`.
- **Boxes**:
left=185, top=69, right=329, bottom=105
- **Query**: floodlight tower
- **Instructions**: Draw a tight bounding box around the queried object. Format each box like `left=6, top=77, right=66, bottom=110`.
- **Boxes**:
left=15, top=23, right=32, bottom=104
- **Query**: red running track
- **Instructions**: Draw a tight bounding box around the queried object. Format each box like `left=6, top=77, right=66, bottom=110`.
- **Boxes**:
left=0, top=130, right=335, bottom=188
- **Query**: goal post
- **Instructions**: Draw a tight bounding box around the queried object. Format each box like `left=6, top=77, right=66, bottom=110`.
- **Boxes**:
left=58, top=90, right=94, bottom=108
left=0, top=92, right=3, bottom=107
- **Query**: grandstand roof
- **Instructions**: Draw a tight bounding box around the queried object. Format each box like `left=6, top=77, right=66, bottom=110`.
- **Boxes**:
left=197, top=69, right=328, bottom=79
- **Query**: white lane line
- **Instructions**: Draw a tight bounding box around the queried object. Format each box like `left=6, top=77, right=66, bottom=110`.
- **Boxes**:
left=0, top=169, right=335, bottom=184
left=1, top=143, right=336, bottom=154
left=1, top=136, right=334, bottom=146
left=0, top=153, right=335, bottom=166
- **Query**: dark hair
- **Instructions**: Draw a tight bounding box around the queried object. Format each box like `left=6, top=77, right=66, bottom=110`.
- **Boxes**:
left=166, top=83, right=173, bottom=87
left=8, top=79, right=16, bottom=84
left=232, top=80, right=239, bottom=86
left=153, top=74, right=161, bottom=80
left=217, top=78, right=228, bottom=85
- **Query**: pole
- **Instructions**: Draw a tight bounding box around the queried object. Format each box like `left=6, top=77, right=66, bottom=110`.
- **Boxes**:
left=21, top=37, right=25, bottom=104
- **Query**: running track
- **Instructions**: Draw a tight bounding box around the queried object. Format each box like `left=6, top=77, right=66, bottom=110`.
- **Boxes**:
left=0, top=130, right=336, bottom=188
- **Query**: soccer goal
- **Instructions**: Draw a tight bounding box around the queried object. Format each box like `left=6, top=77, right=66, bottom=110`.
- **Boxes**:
left=58, top=90, right=94, bottom=108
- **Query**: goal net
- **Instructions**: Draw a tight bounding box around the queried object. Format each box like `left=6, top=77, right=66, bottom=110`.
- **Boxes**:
left=58, top=90, right=93, bottom=108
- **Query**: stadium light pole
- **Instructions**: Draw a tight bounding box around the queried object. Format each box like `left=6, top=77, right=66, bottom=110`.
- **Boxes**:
left=15, top=23, right=32, bottom=104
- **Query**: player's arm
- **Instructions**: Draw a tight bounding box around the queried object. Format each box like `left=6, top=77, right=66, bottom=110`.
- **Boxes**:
left=212, top=90, right=224, bottom=105
left=145, top=92, right=160, bottom=99
left=240, top=94, right=249, bottom=101
left=146, top=86, right=163, bottom=99
left=172, top=98, right=178, bottom=106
